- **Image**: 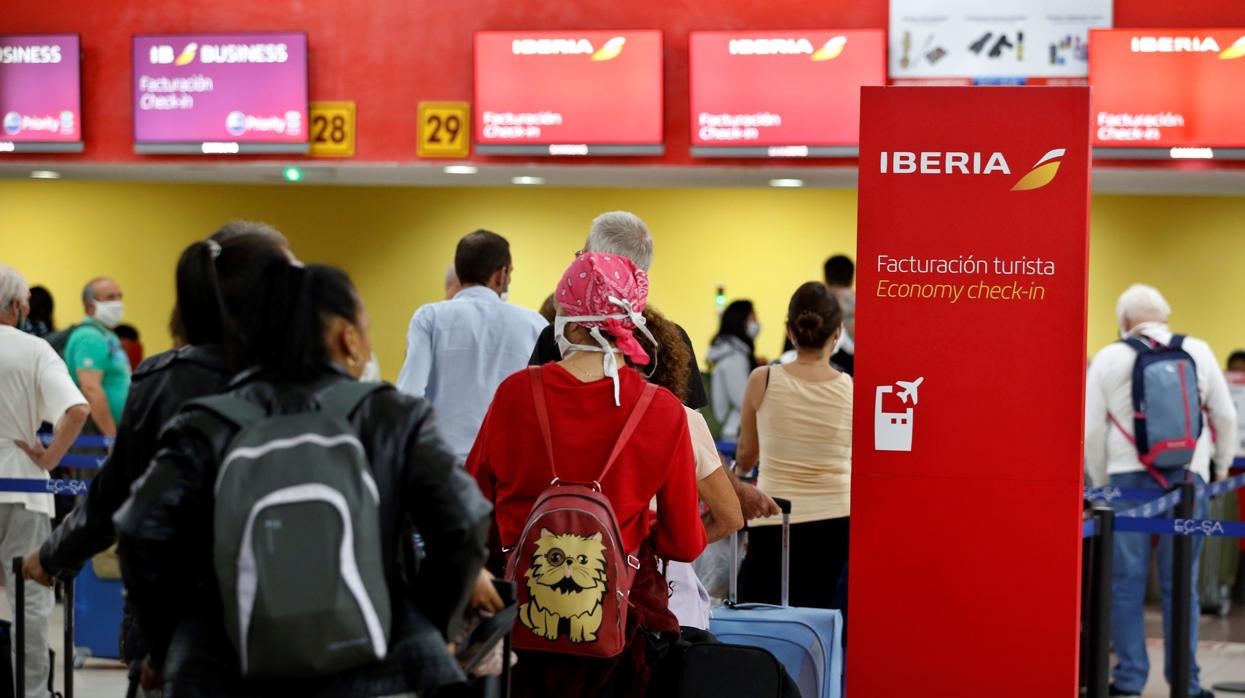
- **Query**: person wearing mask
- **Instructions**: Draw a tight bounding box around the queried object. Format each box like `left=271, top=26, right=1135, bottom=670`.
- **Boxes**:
left=0, top=264, right=89, bottom=697
left=62, top=276, right=130, bottom=438
left=468, top=253, right=706, bottom=696
left=27, top=285, right=54, bottom=338
left=823, top=255, right=856, bottom=375
left=708, top=300, right=759, bottom=443
left=1085, top=284, right=1237, bottom=698
left=640, top=306, right=743, bottom=633
left=530, top=212, right=775, bottom=523
left=24, top=225, right=290, bottom=696
left=116, top=259, right=494, bottom=698
left=736, top=283, right=851, bottom=609
left=397, top=229, right=547, bottom=460
left=528, top=211, right=710, bottom=410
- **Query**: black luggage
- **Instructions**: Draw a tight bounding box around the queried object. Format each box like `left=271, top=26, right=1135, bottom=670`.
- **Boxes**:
left=659, top=640, right=797, bottom=698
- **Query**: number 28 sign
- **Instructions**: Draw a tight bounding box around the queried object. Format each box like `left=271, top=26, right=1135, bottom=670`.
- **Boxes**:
left=308, top=101, right=356, bottom=158
left=418, top=101, right=470, bottom=158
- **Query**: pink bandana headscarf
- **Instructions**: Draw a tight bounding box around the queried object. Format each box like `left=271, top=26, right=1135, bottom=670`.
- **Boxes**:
left=555, top=252, right=656, bottom=405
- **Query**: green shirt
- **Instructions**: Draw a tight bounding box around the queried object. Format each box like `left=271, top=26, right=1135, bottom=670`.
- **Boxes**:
left=63, top=317, right=131, bottom=423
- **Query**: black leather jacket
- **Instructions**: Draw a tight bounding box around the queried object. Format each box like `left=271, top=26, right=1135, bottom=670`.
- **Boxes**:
left=114, top=367, right=492, bottom=698
left=41, top=345, right=232, bottom=580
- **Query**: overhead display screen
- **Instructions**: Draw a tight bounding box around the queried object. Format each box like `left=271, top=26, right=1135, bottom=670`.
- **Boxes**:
left=690, top=30, right=885, bottom=157
left=474, top=30, right=664, bottom=156
left=1091, top=29, right=1245, bottom=159
left=133, top=32, right=308, bottom=154
left=0, top=34, right=83, bottom=153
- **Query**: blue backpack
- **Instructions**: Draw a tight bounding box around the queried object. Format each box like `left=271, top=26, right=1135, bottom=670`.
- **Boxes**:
left=1111, top=334, right=1202, bottom=486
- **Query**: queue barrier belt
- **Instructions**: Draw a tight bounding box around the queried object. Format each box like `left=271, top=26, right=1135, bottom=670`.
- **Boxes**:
left=1082, top=519, right=1098, bottom=539
left=1114, top=516, right=1245, bottom=538
left=0, top=478, right=90, bottom=496
left=39, top=433, right=113, bottom=450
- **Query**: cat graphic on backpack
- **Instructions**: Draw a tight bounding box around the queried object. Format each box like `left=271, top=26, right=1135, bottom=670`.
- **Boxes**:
left=519, top=529, right=609, bottom=643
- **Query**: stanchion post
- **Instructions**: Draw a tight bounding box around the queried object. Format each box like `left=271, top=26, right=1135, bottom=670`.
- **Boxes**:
left=1081, top=507, right=1096, bottom=695
left=1091, top=507, right=1114, bottom=698
left=64, top=577, right=74, bottom=698
left=1170, top=480, right=1195, bottom=698
left=12, top=557, right=25, bottom=698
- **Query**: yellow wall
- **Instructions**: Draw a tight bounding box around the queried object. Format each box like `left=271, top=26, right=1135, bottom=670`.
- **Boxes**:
left=2, top=180, right=1243, bottom=381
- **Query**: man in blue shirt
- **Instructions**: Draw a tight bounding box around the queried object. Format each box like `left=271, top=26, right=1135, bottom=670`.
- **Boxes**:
left=397, top=230, right=547, bottom=459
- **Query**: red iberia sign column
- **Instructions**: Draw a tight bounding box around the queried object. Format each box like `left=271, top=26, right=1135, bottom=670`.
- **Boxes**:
left=849, top=86, right=1091, bottom=697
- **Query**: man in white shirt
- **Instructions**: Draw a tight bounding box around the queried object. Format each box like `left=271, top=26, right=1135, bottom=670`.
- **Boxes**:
left=1085, top=284, right=1236, bottom=698
left=397, top=230, right=547, bottom=459
left=0, top=265, right=89, bottom=697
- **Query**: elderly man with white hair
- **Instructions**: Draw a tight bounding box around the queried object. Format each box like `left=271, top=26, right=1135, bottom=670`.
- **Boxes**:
left=529, top=211, right=710, bottom=406
left=0, top=264, right=89, bottom=697
left=1085, top=283, right=1236, bottom=698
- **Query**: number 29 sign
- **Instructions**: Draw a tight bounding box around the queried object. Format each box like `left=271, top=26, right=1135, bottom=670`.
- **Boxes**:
left=418, top=101, right=470, bottom=158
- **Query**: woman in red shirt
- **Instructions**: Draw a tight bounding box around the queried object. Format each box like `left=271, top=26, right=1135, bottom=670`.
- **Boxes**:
left=466, top=252, right=705, bottom=696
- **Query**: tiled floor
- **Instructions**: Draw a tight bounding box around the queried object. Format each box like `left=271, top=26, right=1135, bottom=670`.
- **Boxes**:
left=6, top=599, right=1245, bottom=696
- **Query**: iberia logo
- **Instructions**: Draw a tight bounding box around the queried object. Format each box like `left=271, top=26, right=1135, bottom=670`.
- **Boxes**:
left=591, top=36, right=626, bottom=61
left=175, top=43, right=197, bottom=65
left=812, top=36, right=847, bottom=61
left=1011, top=148, right=1066, bottom=192
left=1221, top=36, right=1245, bottom=60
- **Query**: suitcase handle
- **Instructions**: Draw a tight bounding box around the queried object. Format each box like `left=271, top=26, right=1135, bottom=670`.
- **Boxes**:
left=11, top=556, right=75, bottom=698
left=728, top=497, right=792, bottom=608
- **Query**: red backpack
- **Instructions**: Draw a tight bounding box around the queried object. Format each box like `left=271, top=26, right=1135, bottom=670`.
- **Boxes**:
left=504, top=366, right=658, bottom=658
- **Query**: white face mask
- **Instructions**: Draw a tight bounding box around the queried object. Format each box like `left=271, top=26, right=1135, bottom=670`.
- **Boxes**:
left=746, top=320, right=761, bottom=339
left=359, top=353, right=382, bottom=383
left=554, top=299, right=659, bottom=407
left=93, top=300, right=124, bottom=328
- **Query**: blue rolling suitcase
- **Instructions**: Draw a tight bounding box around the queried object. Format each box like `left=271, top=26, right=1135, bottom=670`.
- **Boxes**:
left=709, top=498, right=844, bottom=698
left=73, top=558, right=123, bottom=661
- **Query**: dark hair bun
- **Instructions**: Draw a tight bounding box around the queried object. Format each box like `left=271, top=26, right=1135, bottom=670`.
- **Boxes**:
left=786, top=282, right=843, bottom=349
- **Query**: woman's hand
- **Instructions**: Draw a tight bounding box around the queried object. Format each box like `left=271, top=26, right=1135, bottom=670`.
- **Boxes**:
left=22, top=551, right=54, bottom=587
left=469, top=569, right=505, bottom=613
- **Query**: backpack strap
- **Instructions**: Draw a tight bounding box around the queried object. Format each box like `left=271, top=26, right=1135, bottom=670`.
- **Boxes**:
left=188, top=394, right=267, bottom=428
left=528, top=367, right=559, bottom=479
left=1170, top=334, right=1186, bottom=350
left=599, top=382, right=659, bottom=483
left=316, top=380, right=387, bottom=420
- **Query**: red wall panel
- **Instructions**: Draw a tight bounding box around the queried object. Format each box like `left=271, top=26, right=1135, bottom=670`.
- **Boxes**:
left=5, top=0, right=1244, bottom=165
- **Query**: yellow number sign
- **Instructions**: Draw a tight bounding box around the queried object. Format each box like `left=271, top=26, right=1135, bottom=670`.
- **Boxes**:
left=308, top=101, right=356, bottom=158
left=418, top=102, right=470, bottom=158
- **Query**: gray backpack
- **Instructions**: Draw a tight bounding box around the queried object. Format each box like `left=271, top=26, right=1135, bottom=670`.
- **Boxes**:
left=191, top=381, right=392, bottom=678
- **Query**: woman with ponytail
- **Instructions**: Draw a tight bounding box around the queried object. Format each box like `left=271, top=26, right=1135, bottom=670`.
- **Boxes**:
left=116, top=257, right=493, bottom=698
left=735, top=281, right=852, bottom=609
left=26, top=223, right=289, bottom=695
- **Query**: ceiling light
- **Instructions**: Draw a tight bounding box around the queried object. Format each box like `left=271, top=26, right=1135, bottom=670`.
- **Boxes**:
left=769, top=178, right=805, bottom=188
left=30, top=170, right=60, bottom=179
left=511, top=176, right=545, bottom=185
left=1169, top=147, right=1213, bottom=160
left=443, top=164, right=478, bottom=175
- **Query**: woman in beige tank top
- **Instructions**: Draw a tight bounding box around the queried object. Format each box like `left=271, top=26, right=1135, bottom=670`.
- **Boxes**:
left=735, top=282, right=852, bottom=608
